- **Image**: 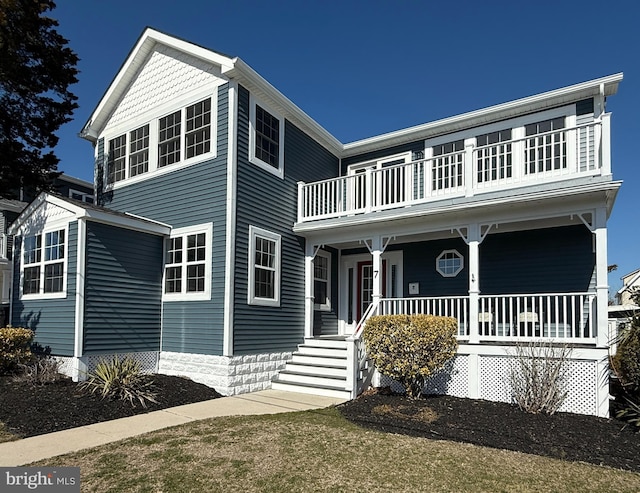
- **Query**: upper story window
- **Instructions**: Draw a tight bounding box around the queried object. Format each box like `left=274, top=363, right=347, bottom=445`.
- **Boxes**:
left=248, top=226, right=281, bottom=306
left=21, top=227, right=67, bottom=299
left=314, top=251, right=331, bottom=311
left=432, top=139, right=464, bottom=191
left=476, top=129, right=512, bottom=183
left=104, top=92, right=216, bottom=187
left=249, top=98, right=285, bottom=179
left=163, top=223, right=212, bottom=301
left=525, top=117, right=566, bottom=174
left=69, top=189, right=94, bottom=204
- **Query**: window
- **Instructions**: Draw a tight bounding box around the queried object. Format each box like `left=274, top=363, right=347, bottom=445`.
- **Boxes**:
left=158, top=110, right=182, bottom=168
left=185, top=99, right=211, bottom=159
left=107, top=134, right=126, bottom=183
left=22, top=228, right=66, bottom=298
left=248, top=226, right=281, bottom=306
left=69, top=189, right=94, bottom=204
left=436, top=249, right=463, bottom=278
left=103, top=93, right=216, bottom=187
left=476, top=129, right=512, bottom=183
left=432, top=140, right=464, bottom=191
left=314, top=251, right=331, bottom=310
left=249, top=98, right=284, bottom=178
left=525, top=117, right=566, bottom=174
left=129, top=124, right=149, bottom=177
left=163, top=224, right=212, bottom=301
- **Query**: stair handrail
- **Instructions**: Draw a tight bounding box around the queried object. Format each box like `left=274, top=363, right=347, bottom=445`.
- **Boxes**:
left=346, top=299, right=380, bottom=398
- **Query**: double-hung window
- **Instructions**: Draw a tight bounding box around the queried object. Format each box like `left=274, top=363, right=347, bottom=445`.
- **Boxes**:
left=164, top=224, right=212, bottom=301
left=248, top=226, right=281, bottom=306
left=22, top=228, right=66, bottom=298
left=314, top=251, right=331, bottom=310
left=249, top=98, right=284, bottom=178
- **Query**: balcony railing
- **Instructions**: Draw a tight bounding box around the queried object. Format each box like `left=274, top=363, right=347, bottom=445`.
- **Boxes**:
left=298, top=119, right=610, bottom=223
left=0, top=233, right=6, bottom=260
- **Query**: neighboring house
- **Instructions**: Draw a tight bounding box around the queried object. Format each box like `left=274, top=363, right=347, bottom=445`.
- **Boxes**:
left=9, top=28, right=622, bottom=417
left=1, top=175, right=93, bottom=326
left=616, top=269, right=640, bottom=306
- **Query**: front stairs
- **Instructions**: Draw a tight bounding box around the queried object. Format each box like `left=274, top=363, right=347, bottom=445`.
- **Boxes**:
left=271, top=337, right=352, bottom=399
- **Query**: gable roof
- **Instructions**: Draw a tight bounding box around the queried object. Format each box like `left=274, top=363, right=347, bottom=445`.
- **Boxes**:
left=618, top=269, right=640, bottom=295
left=80, top=27, right=623, bottom=159
left=8, top=193, right=171, bottom=237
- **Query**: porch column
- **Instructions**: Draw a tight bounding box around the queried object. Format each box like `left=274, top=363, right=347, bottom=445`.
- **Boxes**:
left=304, top=242, right=318, bottom=339
left=594, top=207, right=609, bottom=348
left=467, top=224, right=480, bottom=344
left=371, top=236, right=383, bottom=306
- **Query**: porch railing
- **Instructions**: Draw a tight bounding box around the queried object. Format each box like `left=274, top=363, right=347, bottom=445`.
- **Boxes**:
left=346, top=291, right=597, bottom=397
left=298, top=120, right=608, bottom=223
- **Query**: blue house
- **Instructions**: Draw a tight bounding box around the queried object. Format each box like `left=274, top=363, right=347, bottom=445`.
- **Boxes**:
left=9, top=28, right=622, bottom=417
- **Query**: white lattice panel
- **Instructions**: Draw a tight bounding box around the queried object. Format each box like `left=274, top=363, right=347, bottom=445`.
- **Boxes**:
left=479, top=356, right=512, bottom=403
left=105, top=45, right=222, bottom=131
left=558, top=360, right=597, bottom=415
left=87, top=352, right=159, bottom=374
left=378, top=355, right=469, bottom=397
left=54, top=356, right=74, bottom=378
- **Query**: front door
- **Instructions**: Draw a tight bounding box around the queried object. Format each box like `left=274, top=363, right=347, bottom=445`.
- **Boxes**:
left=340, top=251, right=402, bottom=335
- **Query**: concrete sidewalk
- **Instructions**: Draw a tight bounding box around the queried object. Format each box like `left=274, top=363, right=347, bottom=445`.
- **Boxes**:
left=0, top=390, right=345, bottom=466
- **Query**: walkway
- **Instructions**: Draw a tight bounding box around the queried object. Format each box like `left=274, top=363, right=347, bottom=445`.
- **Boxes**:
left=0, top=390, right=345, bottom=466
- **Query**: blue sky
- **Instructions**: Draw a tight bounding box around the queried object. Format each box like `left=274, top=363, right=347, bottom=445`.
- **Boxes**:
left=50, top=0, right=638, bottom=292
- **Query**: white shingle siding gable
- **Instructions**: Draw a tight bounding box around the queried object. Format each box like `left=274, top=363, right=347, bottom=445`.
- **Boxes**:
left=104, top=45, right=225, bottom=132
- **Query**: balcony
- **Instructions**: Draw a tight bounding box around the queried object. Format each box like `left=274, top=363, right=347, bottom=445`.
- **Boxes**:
left=297, top=118, right=611, bottom=223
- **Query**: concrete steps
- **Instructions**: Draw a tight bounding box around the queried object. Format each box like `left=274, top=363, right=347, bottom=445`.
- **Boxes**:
left=271, top=337, right=352, bottom=399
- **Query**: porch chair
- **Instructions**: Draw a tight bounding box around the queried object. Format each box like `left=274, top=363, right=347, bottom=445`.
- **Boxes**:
left=478, top=312, right=493, bottom=336
left=517, top=311, right=539, bottom=337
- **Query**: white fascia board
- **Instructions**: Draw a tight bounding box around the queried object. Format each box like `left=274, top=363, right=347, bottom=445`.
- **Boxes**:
left=8, top=193, right=81, bottom=235
left=80, top=209, right=171, bottom=236
left=58, top=174, right=94, bottom=189
left=81, top=27, right=235, bottom=142
left=223, top=58, right=343, bottom=155
left=342, top=73, right=624, bottom=158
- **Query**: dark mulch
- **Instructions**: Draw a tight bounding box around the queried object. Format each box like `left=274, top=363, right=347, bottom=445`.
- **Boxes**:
left=338, top=388, right=640, bottom=472
left=0, top=374, right=222, bottom=438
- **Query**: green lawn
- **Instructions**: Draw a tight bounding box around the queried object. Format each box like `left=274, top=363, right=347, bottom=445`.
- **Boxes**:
left=33, top=407, right=640, bottom=493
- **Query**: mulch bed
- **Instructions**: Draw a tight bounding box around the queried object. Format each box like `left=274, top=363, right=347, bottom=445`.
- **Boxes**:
left=0, top=374, right=222, bottom=438
left=337, top=389, right=640, bottom=472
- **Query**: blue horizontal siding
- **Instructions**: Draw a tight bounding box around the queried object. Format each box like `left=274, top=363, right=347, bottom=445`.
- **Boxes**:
left=11, top=222, right=78, bottom=356
left=233, top=85, right=339, bottom=354
left=98, top=84, right=230, bottom=355
left=83, top=222, right=163, bottom=354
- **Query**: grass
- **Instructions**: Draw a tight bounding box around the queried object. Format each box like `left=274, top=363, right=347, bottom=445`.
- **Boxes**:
left=31, top=407, right=640, bottom=493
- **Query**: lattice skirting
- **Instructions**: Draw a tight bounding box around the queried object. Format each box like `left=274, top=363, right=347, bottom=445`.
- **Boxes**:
left=377, top=351, right=607, bottom=417
left=86, top=352, right=159, bottom=374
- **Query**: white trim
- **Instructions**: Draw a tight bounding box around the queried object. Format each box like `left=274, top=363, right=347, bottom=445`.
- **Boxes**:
left=247, top=225, right=281, bottom=307
left=68, top=188, right=94, bottom=203
left=162, top=223, right=213, bottom=302
left=248, top=95, right=285, bottom=179
left=19, top=222, right=70, bottom=301
left=313, top=250, right=331, bottom=311
left=346, top=151, right=412, bottom=174
left=436, top=249, right=464, bottom=278
left=102, top=87, right=219, bottom=190
left=74, top=218, right=86, bottom=359
left=223, top=82, right=238, bottom=356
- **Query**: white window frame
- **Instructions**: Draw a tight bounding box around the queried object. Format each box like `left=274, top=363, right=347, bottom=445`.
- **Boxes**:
left=163, top=223, right=213, bottom=302
left=248, top=225, right=281, bottom=307
left=314, top=250, right=331, bottom=311
left=102, top=88, right=218, bottom=190
left=69, top=189, right=94, bottom=203
left=249, top=96, right=285, bottom=179
left=436, top=249, right=464, bottom=278
left=20, top=223, right=69, bottom=300
left=346, top=151, right=412, bottom=175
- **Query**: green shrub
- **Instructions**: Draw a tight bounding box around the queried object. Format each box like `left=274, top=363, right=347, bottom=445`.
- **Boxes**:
left=79, top=355, right=158, bottom=408
left=0, top=327, right=35, bottom=375
left=611, top=318, right=640, bottom=398
left=363, top=314, right=458, bottom=399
